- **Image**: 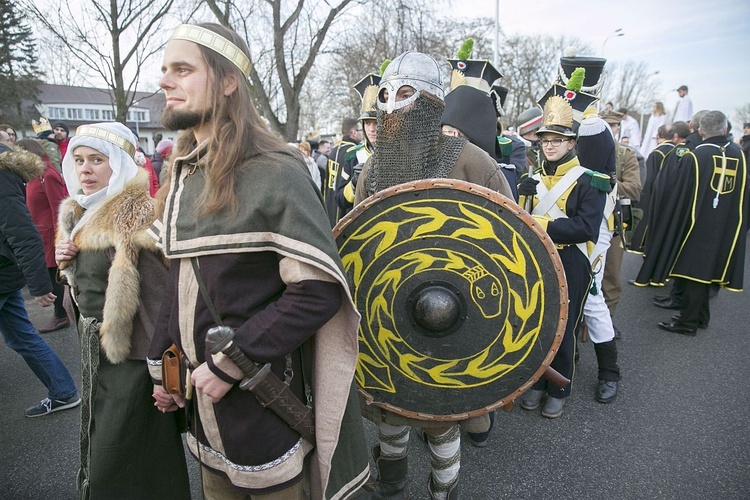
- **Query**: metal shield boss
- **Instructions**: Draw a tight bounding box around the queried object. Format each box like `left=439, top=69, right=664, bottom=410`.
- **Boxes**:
left=334, top=179, right=567, bottom=421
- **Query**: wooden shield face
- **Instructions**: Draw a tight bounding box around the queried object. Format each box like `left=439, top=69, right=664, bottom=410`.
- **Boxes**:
left=334, top=179, right=567, bottom=420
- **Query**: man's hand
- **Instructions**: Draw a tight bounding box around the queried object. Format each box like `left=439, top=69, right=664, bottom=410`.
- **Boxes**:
left=34, top=292, right=56, bottom=307
left=153, top=384, right=185, bottom=413
left=191, top=363, right=233, bottom=404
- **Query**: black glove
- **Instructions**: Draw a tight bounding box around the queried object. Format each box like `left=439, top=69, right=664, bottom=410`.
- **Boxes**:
left=517, top=176, right=539, bottom=196
left=351, top=163, right=364, bottom=193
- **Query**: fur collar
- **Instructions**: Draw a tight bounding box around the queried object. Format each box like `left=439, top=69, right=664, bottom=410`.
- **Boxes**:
left=58, top=169, right=159, bottom=363
left=0, top=146, right=45, bottom=181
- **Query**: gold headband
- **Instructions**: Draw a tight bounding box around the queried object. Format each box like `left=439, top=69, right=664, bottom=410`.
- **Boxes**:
left=170, top=24, right=251, bottom=79
left=75, top=125, right=136, bottom=158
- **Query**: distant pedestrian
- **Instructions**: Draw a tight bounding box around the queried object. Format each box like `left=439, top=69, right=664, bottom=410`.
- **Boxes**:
left=16, top=139, right=70, bottom=333
left=671, top=85, right=693, bottom=123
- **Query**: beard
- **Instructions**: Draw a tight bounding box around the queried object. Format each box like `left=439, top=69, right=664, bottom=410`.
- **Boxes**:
left=161, top=106, right=212, bottom=131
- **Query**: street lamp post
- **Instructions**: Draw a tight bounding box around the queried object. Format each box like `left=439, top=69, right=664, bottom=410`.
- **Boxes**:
left=602, top=28, right=624, bottom=56
left=494, top=0, right=500, bottom=69
left=640, top=70, right=661, bottom=134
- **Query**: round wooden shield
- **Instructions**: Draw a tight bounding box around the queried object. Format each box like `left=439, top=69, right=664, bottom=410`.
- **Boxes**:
left=334, top=179, right=567, bottom=420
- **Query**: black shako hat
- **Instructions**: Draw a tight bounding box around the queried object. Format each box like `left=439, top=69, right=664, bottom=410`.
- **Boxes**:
left=538, top=83, right=598, bottom=127
left=559, top=56, right=606, bottom=93
left=354, top=73, right=381, bottom=120
left=441, top=85, right=497, bottom=159
left=448, top=59, right=503, bottom=94
left=490, top=84, right=509, bottom=117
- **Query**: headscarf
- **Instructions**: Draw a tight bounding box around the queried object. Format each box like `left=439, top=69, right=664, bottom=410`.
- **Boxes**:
left=61, top=122, right=139, bottom=209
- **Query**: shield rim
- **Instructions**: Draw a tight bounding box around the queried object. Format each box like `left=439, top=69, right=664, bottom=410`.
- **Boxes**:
left=334, top=178, right=569, bottom=421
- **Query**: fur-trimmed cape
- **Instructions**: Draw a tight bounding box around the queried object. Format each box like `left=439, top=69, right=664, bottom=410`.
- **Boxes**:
left=0, top=145, right=45, bottom=181
left=57, top=169, right=159, bottom=363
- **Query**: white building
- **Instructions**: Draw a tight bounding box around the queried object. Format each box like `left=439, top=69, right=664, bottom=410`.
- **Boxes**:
left=23, top=84, right=172, bottom=154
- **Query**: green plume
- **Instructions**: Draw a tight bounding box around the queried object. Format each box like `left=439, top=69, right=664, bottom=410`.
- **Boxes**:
left=379, top=59, right=391, bottom=76
left=567, top=67, right=585, bottom=92
left=457, top=38, right=474, bottom=60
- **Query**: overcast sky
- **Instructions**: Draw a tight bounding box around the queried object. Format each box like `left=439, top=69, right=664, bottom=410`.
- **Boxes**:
left=448, top=0, right=749, bottom=124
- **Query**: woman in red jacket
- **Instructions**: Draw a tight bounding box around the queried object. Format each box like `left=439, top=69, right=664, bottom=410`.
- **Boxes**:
left=17, top=139, right=70, bottom=332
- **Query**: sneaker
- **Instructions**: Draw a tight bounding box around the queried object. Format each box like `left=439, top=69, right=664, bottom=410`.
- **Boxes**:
left=25, top=394, right=81, bottom=418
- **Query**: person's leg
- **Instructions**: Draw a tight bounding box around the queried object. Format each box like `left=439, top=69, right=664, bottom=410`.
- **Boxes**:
left=0, top=289, right=78, bottom=401
left=202, top=468, right=250, bottom=500
left=425, top=425, right=460, bottom=500
left=676, top=280, right=709, bottom=330
left=602, top=235, right=624, bottom=316
left=368, top=423, right=410, bottom=498
left=48, top=267, right=68, bottom=319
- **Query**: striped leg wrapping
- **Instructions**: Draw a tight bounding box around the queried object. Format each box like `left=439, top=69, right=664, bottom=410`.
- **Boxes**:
left=378, top=423, right=410, bottom=459
left=427, top=425, right=460, bottom=495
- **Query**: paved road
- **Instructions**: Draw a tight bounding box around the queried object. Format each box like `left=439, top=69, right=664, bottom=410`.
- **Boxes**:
left=2, top=237, right=749, bottom=499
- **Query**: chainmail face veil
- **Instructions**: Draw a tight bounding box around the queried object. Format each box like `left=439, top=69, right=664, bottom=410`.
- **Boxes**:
left=366, top=93, right=466, bottom=196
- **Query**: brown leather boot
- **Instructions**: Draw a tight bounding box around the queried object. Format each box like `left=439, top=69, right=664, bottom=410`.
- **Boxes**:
left=38, top=316, right=71, bottom=333
left=362, top=446, right=409, bottom=499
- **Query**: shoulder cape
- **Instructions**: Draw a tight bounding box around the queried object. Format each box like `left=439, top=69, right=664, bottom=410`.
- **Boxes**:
left=155, top=147, right=369, bottom=498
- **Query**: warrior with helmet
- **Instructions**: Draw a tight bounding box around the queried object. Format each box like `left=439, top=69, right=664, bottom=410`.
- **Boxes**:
left=351, top=50, right=514, bottom=500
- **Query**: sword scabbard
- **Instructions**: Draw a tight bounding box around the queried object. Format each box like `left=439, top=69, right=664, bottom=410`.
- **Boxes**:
left=543, top=366, right=571, bottom=389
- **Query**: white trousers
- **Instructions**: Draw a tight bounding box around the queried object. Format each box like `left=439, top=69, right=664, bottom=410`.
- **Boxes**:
left=584, top=219, right=616, bottom=344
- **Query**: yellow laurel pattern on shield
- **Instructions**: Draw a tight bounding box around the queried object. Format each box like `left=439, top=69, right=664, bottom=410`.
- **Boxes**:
left=340, top=199, right=545, bottom=391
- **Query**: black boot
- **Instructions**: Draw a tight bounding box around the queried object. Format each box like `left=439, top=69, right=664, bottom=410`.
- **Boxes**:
left=594, top=340, right=621, bottom=403
left=428, top=473, right=458, bottom=500
left=364, top=446, right=409, bottom=499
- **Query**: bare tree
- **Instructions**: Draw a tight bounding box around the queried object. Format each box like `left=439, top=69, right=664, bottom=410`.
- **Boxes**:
left=733, top=103, right=750, bottom=127
left=601, top=60, right=660, bottom=121
left=492, top=35, right=595, bottom=128
left=23, top=0, right=177, bottom=123
left=200, top=0, right=356, bottom=141
left=317, top=0, right=489, bottom=131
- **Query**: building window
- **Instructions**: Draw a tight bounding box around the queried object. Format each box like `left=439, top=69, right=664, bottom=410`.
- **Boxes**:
left=84, top=109, right=101, bottom=120
left=67, top=108, right=83, bottom=120
left=102, top=110, right=113, bottom=121
left=48, top=107, right=65, bottom=120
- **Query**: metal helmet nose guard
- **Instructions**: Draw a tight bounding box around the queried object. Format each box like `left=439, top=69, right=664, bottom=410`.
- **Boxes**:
left=378, top=51, right=445, bottom=113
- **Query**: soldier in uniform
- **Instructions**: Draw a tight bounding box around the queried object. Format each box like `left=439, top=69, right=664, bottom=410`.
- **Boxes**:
left=445, top=46, right=521, bottom=196
left=640, top=111, right=747, bottom=334
left=575, top=109, right=622, bottom=403
left=324, top=117, right=361, bottom=226
left=354, top=50, right=513, bottom=500
left=517, top=96, right=609, bottom=418
left=598, top=110, right=642, bottom=324
left=336, top=73, right=380, bottom=213
left=517, top=106, right=544, bottom=172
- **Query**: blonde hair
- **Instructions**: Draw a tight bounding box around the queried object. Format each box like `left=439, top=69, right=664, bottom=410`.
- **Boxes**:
left=297, top=141, right=311, bottom=157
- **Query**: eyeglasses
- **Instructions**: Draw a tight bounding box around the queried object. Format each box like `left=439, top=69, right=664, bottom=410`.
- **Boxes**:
left=539, top=139, right=570, bottom=147
left=540, top=138, right=569, bottom=147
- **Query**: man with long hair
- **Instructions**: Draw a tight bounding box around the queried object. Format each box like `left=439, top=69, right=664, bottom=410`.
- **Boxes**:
left=149, top=23, right=369, bottom=499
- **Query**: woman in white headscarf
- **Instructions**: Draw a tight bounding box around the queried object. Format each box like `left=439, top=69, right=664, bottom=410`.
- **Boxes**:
left=55, top=122, right=189, bottom=500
